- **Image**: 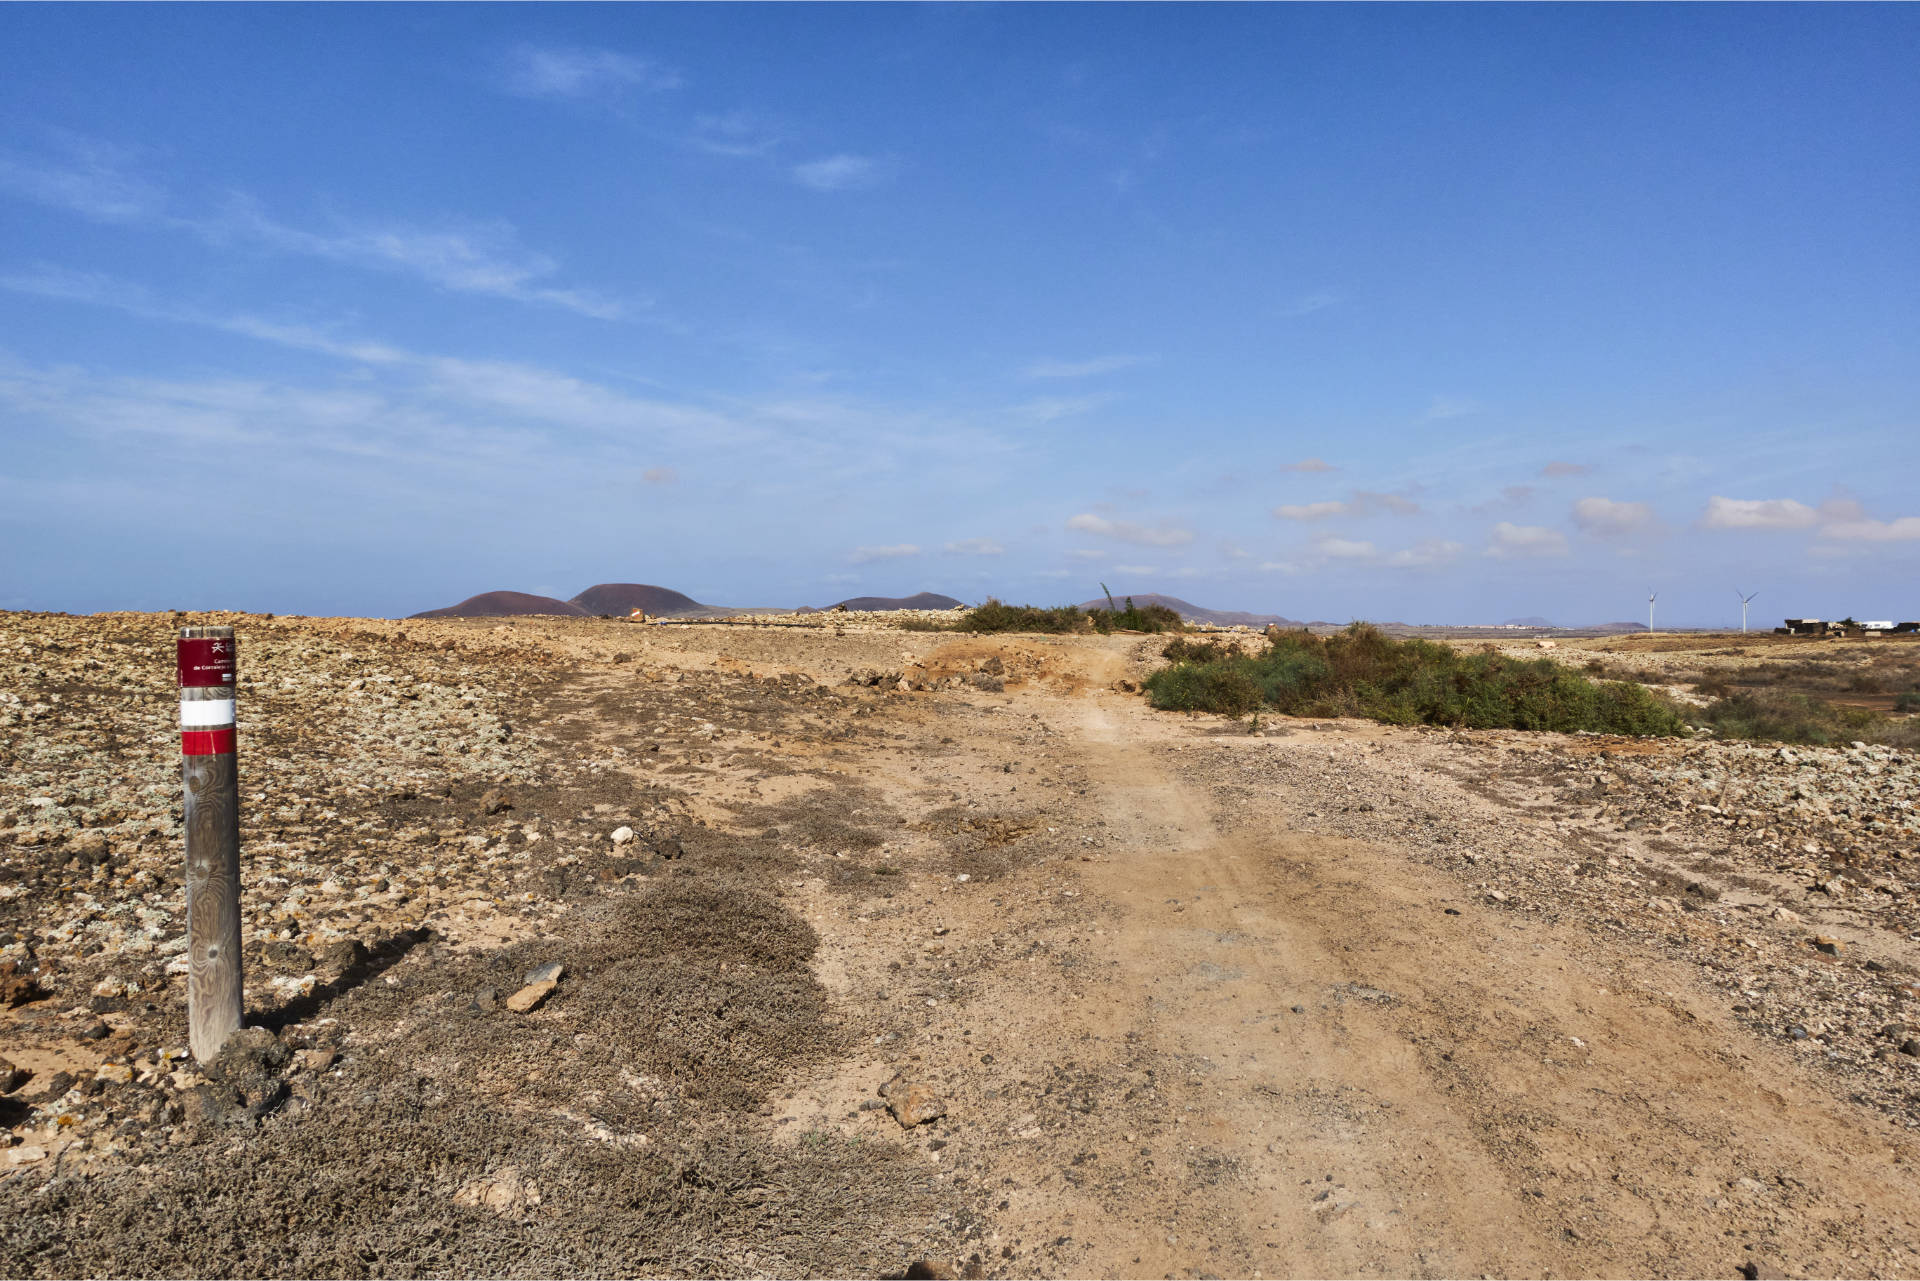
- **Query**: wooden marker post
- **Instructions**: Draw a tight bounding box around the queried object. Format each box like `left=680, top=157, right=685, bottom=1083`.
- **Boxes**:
left=178, top=625, right=243, bottom=1062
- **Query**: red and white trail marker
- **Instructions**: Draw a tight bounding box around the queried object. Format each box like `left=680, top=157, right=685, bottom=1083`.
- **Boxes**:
left=178, top=625, right=243, bottom=1062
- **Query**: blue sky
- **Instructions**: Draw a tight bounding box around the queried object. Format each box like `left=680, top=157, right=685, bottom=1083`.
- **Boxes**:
left=3, top=5, right=1915, bottom=625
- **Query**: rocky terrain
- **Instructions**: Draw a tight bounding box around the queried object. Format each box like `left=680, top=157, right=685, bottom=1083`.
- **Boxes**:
left=2, top=612, right=1917, bottom=1278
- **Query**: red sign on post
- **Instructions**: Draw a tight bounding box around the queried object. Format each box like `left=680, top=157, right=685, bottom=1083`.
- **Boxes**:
left=177, top=636, right=236, bottom=687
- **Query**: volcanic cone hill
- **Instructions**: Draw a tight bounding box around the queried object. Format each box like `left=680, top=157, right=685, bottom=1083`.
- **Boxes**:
left=570, top=583, right=707, bottom=617
left=830, top=592, right=963, bottom=612
left=408, top=591, right=589, bottom=620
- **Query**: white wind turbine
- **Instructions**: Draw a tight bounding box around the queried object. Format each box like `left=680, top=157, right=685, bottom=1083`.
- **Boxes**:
left=1735, top=589, right=1758, bottom=634
left=1647, top=589, right=1657, bottom=634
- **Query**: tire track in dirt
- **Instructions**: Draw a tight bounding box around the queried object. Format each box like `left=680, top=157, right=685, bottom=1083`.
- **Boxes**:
left=952, top=692, right=1920, bottom=1278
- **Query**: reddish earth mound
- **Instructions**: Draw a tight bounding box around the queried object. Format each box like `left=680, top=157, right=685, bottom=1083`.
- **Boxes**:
left=830, top=593, right=963, bottom=612
left=569, top=583, right=707, bottom=617
left=408, top=591, right=590, bottom=619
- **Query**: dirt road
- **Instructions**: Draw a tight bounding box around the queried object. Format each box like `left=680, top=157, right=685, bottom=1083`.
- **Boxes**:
left=750, top=659, right=1920, bottom=1279
left=4, top=614, right=1919, bottom=1278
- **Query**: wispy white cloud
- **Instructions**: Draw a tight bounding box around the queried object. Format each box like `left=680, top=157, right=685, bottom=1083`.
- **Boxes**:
left=1470, top=484, right=1535, bottom=515
left=1, top=269, right=1036, bottom=499
left=1279, top=290, right=1340, bottom=318
left=687, top=111, right=784, bottom=158
left=945, top=538, right=1005, bottom=556
left=1272, top=490, right=1418, bottom=520
left=1017, top=394, right=1111, bottom=424
left=1699, top=496, right=1818, bottom=530
left=1066, top=549, right=1105, bottom=561
left=1819, top=518, right=1920, bottom=542
left=1025, top=354, right=1149, bottom=379
left=1385, top=539, right=1465, bottom=568
left=1111, top=564, right=1157, bottom=576
left=1277, top=534, right=1464, bottom=570
left=1572, top=496, right=1656, bottom=538
left=202, top=196, right=626, bottom=318
left=793, top=154, right=882, bottom=192
left=0, top=141, right=623, bottom=317
left=1065, top=513, right=1194, bottom=547
left=1540, top=461, right=1591, bottom=478
left=0, top=136, right=162, bottom=223
left=1316, top=536, right=1377, bottom=561
left=1422, top=394, right=1479, bottom=421
left=503, top=45, right=681, bottom=101
left=642, top=466, right=677, bottom=485
left=850, top=543, right=921, bottom=563
left=1273, top=500, right=1347, bottom=521
left=1486, top=522, right=1569, bottom=558
left=1278, top=457, right=1334, bottom=473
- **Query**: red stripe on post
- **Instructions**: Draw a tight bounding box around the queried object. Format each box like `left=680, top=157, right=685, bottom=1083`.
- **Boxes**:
left=181, top=728, right=236, bottom=756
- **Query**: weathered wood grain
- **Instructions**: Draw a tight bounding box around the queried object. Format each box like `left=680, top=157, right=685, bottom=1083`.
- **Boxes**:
left=180, top=626, right=243, bottom=1063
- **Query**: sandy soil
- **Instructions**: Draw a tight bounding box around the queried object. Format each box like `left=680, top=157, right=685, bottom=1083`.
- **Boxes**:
left=3, top=614, right=1918, bottom=1278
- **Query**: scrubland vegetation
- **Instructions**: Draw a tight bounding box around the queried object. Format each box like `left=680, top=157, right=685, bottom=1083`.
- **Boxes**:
left=1149, top=625, right=1920, bottom=747
left=1146, top=625, right=1686, bottom=735
left=910, top=597, right=1185, bottom=635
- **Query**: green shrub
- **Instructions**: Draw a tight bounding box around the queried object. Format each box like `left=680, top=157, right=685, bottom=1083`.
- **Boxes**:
left=952, top=595, right=1186, bottom=635
left=954, top=599, right=1089, bottom=634
left=1896, top=691, right=1920, bottom=713
left=1143, top=623, right=1688, bottom=735
left=1161, top=637, right=1238, bottom=664
left=1087, top=598, right=1183, bottom=634
left=1694, top=689, right=1920, bottom=748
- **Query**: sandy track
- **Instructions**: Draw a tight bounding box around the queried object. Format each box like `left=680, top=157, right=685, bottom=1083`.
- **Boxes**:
left=1064, top=693, right=1916, bottom=1276
left=780, top=675, right=1920, bottom=1278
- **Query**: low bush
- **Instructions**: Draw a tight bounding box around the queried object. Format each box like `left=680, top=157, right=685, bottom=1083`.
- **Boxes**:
left=952, top=595, right=1186, bottom=635
left=1144, top=623, right=1687, bottom=735
left=1696, top=690, right=1920, bottom=749
left=1088, top=598, right=1184, bottom=634
left=1896, top=691, right=1920, bottom=713
left=956, top=599, right=1089, bottom=634
left=1161, top=636, right=1239, bottom=664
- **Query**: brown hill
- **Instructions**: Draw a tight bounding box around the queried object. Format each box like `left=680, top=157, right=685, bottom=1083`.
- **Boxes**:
left=1075, top=593, right=1303, bottom=628
left=569, top=583, right=707, bottom=617
left=830, top=592, right=964, bottom=612
left=408, top=591, right=589, bottom=620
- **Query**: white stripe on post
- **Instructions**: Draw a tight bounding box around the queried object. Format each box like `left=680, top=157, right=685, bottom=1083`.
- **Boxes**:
left=179, top=698, right=237, bottom=727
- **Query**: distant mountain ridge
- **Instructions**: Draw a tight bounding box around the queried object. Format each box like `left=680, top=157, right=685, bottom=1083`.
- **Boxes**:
left=409, top=591, right=588, bottom=620
left=1074, top=593, right=1304, bottom=628
left=570, top=583, right=706, bottom=616
left=405, top=582, right=967, bottom=619
left=829, top=593, right=963, bottom=612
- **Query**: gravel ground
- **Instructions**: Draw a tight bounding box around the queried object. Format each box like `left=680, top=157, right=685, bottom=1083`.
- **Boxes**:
left=0, top=610, right=967, bottom=1278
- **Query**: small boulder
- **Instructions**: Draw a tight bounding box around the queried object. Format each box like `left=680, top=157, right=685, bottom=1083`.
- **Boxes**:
left=318, top=938, right=366, bottom=972
left=0, top=960, right=47, bottom=1008
left=262, top=940, right=314, bottom=972
left=0, top=1056, right=31, bottom=1094
left=505, top=980, right=556, bottom=1013
left=880, top=1072, right=947, bottom=1128
left=481, top=788, right=512, bottom=816
left=524, top=961, right=564, bottom=985
left=611, top=826, right=636, bottom=846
